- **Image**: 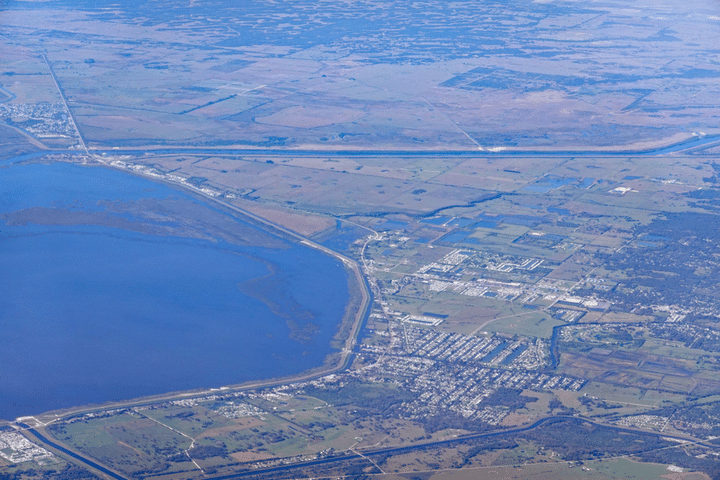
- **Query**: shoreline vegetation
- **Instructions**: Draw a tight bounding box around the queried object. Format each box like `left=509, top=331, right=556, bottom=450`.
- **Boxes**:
left=2, top=155, right=371, bottom=429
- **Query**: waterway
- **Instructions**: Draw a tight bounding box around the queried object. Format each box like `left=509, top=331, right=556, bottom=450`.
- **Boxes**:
left=0, top=155, right=349, bottom=420
left=100, top=133, right=720, bottom=158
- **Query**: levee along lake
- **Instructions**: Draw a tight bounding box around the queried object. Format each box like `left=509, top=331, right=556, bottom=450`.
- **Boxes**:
left=0, top=155, right=350, bottom=420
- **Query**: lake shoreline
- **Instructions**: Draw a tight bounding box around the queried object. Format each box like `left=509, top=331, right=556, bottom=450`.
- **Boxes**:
left=1, top=155, right=371, bottom=426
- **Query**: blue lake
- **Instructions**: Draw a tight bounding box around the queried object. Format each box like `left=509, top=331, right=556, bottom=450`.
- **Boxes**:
left=0, top=159, right=349, bottom=419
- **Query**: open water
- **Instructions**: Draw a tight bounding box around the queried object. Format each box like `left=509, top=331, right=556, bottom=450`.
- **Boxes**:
left=0, top=157, right=348, bottom=419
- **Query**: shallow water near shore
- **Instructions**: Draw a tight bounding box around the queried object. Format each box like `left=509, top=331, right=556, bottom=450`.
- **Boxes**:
left=0, top=159, right=349, bottom=420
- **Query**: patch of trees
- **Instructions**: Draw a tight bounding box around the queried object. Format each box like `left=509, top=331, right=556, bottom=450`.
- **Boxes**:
left=458, top=438, right=519, bottom=467
left=306, top=420, right=335, bottom=431
left=129, top=461, right=171, bottom=479
left=244, top=457, right=377, bottom=480
left=166, top=411, right=194, bottom=419
left=259, top=431, right=287, bottom=443
left=482, top=388, right=538, bottom=409
left=49, top=466, right=100, bottom=480
left=638, top=212, right=720, bottom=240
left=557, top=340, right=594, bottom=353
left=303, top=381, right=415, bottom=414
left=190, top=444, right=227, bottom=459
left=578, top=395, right=622, bottom=411
left=0, top=465, right=100, bottom=480
left=640, top=446, right=720, bottom=480
left=649, top=325, right=720, bottom=352
left=687, top=188, right=720, bottom=200
left=417, top=410, right=493, bottom=434
left=577, top=212, right=720, bottom=310
left=519, top=418, right=670, bottom=461
left=48, top=424, right=66, bottom=437
left=166, top=451, right=188, bottom=463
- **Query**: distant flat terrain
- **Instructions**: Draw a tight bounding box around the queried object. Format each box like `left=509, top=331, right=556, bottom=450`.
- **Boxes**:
left=3, top=0, right=720, bottom=151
